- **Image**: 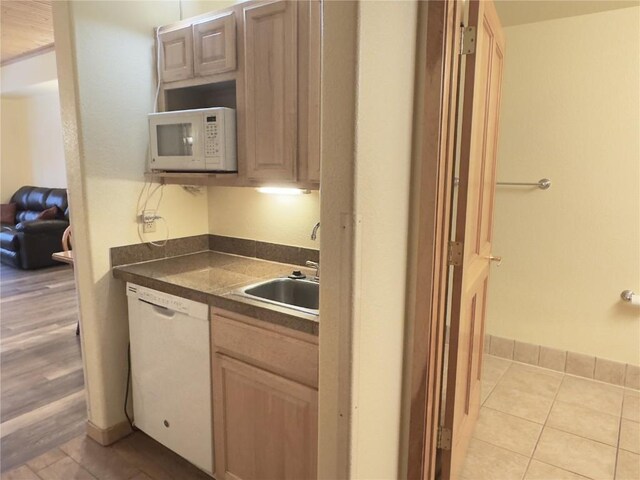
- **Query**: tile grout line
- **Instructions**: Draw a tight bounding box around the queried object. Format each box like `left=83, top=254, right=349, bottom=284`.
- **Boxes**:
left=481, top=404, right=544, bottom=426
left=482, top=358, right=513, bottom=405
left=521, top=369, right=567, bottom=479
left=613, top=394, right=626, bottom=480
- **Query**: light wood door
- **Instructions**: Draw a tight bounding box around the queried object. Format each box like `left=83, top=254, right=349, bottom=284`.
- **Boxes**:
left=193, top=12, right=237, bottom=77
left=441, top=1, right=505, bottom=478
left=213, top=354, right=318, bottom=480
left=159, top=26, right=194, bottom=83
left=243, top=0, right=298, bottom=182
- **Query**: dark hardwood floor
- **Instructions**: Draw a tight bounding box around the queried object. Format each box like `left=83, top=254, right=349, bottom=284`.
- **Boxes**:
left=0, top=265, right=213, bottom=479
left=0, top=264, right=86, bottom=472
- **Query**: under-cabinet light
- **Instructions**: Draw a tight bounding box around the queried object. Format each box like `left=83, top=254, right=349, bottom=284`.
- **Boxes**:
left=257, top=187, right=310, bottom=195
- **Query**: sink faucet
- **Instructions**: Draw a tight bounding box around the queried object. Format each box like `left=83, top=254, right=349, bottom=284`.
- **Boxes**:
left=306, top=261, right=320, bottom=282
left=311, top=222, right=320, bottom=241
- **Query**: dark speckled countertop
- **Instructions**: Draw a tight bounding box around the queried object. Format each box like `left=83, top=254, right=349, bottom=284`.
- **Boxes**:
left=112, top=251, right=319, bottom=335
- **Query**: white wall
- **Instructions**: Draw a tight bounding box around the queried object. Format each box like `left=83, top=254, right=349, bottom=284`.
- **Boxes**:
left=487, top=7, right=640, bottom=365
left=53, top=0, right=209, bottom=432
left=316, top=2, right=359, bottom=477
left=350, top=1, right=417, bottom=477
left=316, top=2, right=419, bottom=477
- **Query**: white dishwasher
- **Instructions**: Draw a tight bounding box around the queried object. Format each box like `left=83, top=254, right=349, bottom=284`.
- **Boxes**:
left=126, top=283, right=213, bottom=475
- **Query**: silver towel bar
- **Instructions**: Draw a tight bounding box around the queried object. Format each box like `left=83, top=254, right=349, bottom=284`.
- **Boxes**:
left=498, top=178, right=551, bottom=190
left=453, top=177, right=551, bottom=190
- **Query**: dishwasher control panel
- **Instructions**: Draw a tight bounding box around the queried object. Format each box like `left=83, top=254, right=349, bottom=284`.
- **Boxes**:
left=127, top=283, right=207, bottom=319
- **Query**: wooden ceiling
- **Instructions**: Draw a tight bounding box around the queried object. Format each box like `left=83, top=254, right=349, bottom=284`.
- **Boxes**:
left=1, top=0, right=54, bottom=65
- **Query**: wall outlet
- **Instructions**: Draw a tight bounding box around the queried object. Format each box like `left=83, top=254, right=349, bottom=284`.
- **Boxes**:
left=142, top=210, right=156, bottom=233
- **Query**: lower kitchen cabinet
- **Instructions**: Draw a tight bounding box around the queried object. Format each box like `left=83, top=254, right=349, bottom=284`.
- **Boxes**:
left=211, top=309, right=318, bottom=480
left=213, top=355, right=317, bottom=479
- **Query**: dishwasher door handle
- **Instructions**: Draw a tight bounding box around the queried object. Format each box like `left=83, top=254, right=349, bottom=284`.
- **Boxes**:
left=138, top=298, right=177, bottom=318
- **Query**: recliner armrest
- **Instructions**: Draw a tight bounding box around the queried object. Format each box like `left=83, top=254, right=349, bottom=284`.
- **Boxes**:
left=15, top=220, right=69, bottom=234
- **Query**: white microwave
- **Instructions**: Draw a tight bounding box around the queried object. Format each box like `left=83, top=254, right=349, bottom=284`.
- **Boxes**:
left=149, top=107, right=237, bottom=172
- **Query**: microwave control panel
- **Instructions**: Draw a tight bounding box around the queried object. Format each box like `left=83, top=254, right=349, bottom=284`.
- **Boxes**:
left=205, top=115, right=222, bottom=158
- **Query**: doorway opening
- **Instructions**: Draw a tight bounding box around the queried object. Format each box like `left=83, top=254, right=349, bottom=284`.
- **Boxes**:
left=436, top=1, right=640, bottom=479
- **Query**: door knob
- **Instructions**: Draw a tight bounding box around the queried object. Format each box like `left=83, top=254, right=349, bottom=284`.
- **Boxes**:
left=486, top=255, right=502, bottom=266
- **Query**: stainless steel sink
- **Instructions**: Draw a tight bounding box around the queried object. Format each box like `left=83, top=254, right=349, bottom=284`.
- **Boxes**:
left=234, top=278, right=319, bottom=316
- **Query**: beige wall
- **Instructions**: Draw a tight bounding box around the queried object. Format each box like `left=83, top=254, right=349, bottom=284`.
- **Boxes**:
left=181, top=0, right=236, bottom=18
left=487, top=7, right=640, bottom=365
left=1, top=92, right=67, bottom=202
left=24, top=93, right=67, bottom=190
left=1, top=49, right=66, bottom=202
left=1, top=50, right=57, bottom=95
left=1, top=98, right=32, bottom=201
left=54, top=0, right=209, bottom=431
left=208, top=187, right=320, bottom=248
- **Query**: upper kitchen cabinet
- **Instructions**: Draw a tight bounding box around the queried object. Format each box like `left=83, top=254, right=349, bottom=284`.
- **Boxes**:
left=241, top=0, right=321, bottom=186
left=193, top=12, right=237, bottom=77
left=155, top=0, right=321, bottom=188
left=159, top=12, right=237, bottom=84
left=243, top=0, right=298, bottom=182
left=159, top=25, right=194, bottom=83
left=298, top=0, right=321, bottom=185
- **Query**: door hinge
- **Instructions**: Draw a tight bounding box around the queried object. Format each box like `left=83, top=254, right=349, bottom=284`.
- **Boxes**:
left=461, top=26, right=476, bottom=55
left=437, top=426, right=452, bottom=450
left=448, top=241, right=463, bottom=266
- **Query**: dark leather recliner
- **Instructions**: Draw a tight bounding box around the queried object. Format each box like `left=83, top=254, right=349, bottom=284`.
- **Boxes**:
left=1, top=186, right=70, bottom=270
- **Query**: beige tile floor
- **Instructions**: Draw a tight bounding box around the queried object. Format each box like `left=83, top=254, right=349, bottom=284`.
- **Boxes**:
left=460, top=355, right=640, bottom=480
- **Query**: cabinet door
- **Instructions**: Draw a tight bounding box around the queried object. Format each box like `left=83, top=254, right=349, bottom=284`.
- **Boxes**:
left=243, top=0, right=298, bottom=182
left=193, top=12, right=237, bottom=77
left=159, top=26, right=194, bottom=83
left=298, top=0, right=321, bottom=184
left=213, top=354, right=318, bottom=480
